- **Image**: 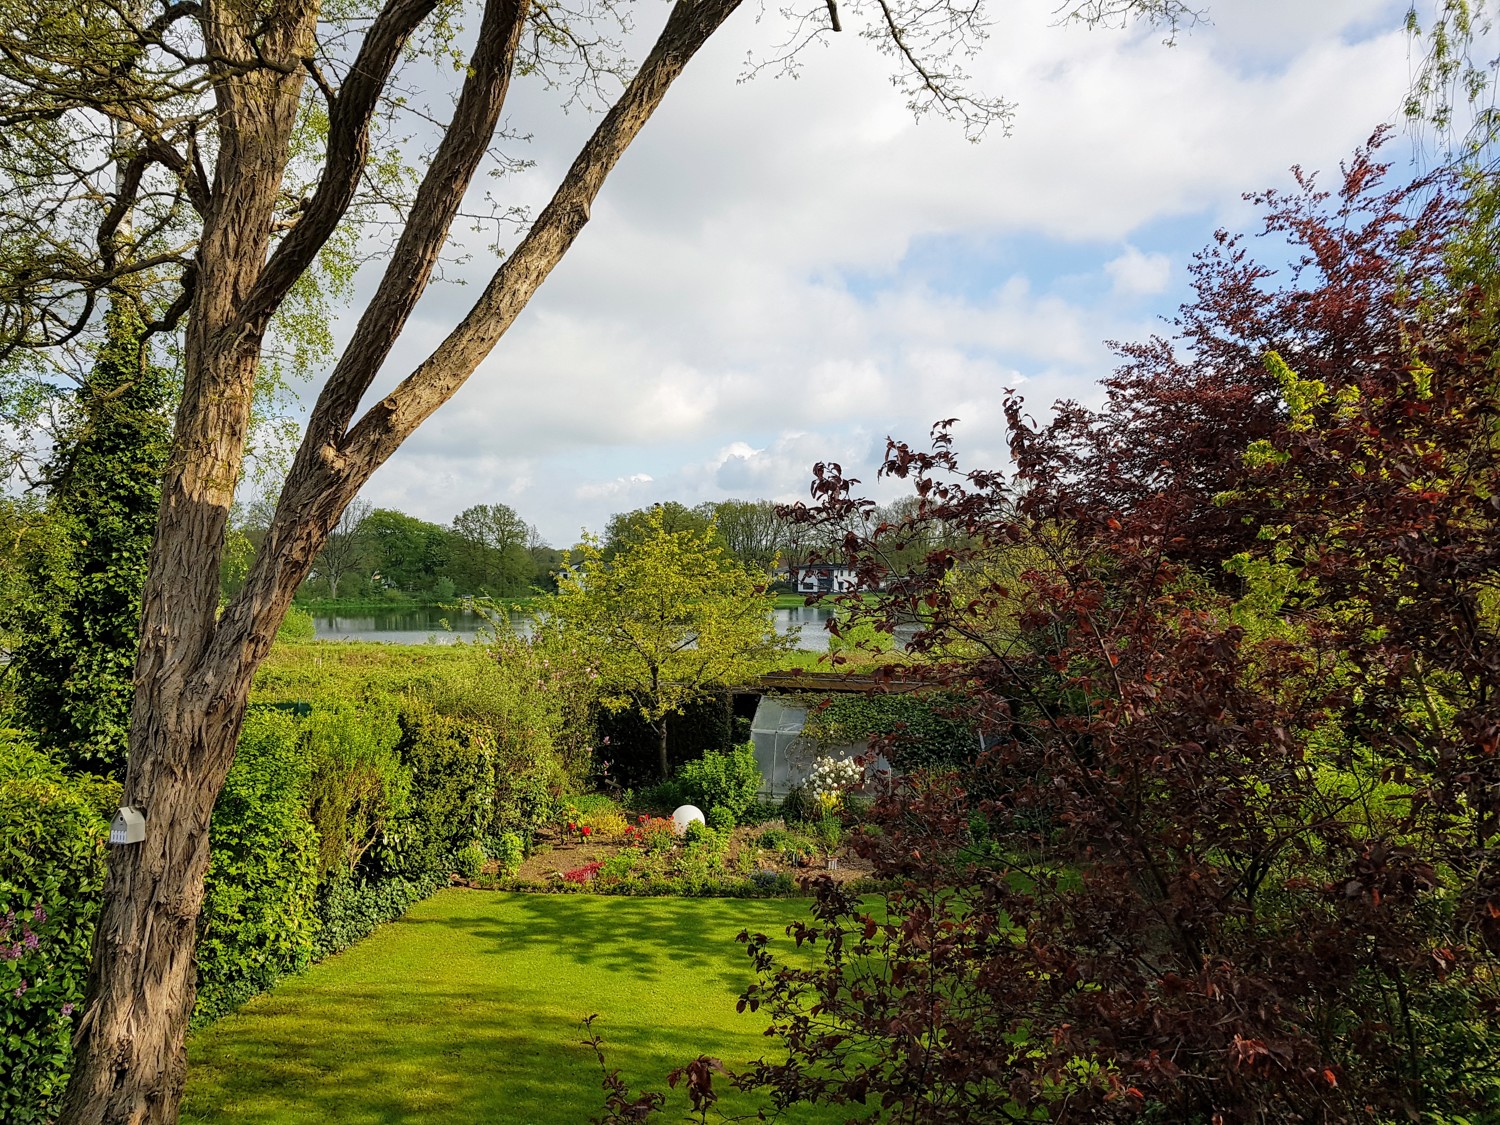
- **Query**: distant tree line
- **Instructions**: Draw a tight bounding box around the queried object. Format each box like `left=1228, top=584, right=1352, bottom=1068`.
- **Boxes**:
left=210, top=495, right=951, bottom=605
left=219, top=500, right=561, bottom=603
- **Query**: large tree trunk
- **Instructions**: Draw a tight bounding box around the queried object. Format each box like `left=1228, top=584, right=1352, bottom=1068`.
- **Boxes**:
left=57, top=0, right=744, bottom=1118
left=58, top=3, right=318, bottom=1120
left=659, top=717, right=672, bottom=781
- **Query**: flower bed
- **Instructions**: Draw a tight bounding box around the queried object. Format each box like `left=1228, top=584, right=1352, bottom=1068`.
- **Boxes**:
left=464, top=816, right=875, bottom=896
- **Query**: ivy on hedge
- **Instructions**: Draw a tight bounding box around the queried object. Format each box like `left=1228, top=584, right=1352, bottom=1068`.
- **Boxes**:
left=793, top=691, right=977, bottom=771
left=4, top=304, right=172, bottom=777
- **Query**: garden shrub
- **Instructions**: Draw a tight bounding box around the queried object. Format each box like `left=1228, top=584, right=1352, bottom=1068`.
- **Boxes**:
left=275, top=604, right=316, bottom=642
left=621, top=815, right=677, bottom=854
left=488, top=832, right=525, bottom=876
left=303, top=700, right=409, bottom=876
left=384, top=708, right=491, bottom=879
left=778, top=785, right=818, bottom=824
left=454, top=844, right=485, bottom=880
left=677, top=744, right=761, bottom=824
left=634, top=777, right=687, bottom=813
left=0, top=733, right=116, bottom=1124
left=491, top=766, right=554, bottom=848
left=194, top=710, right=319, bottom=1025
left=428, top=634, right=595, bottom=812
left=706, top=805, right=735, bottom=833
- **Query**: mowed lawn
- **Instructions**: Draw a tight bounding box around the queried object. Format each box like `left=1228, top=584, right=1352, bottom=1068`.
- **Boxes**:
left=182, top=891, right=836, bottom=1125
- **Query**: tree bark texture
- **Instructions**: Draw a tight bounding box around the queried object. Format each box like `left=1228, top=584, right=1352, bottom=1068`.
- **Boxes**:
left=58, top=3, right=319, bottom=1121
left=56, top=0, right=745, bottom=1121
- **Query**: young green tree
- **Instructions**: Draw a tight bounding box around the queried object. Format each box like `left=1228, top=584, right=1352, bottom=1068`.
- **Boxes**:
left=546, top=507, right=788, bottom=779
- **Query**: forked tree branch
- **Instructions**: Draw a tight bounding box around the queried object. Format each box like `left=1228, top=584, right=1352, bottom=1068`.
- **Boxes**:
left=343, top=0, right=748, bottom=464
left=219, top=0, right=747, bottom=672
left=295, top=0, right=534, bottom=455
left=237, top=0, right=442, bottom=331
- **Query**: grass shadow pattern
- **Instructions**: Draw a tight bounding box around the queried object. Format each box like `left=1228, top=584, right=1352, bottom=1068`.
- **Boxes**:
left=182, top=890, right=832, bottom=1125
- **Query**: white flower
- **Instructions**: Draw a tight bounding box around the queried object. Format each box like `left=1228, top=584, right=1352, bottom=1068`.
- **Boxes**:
left=807, top=755, right=864, bottom=800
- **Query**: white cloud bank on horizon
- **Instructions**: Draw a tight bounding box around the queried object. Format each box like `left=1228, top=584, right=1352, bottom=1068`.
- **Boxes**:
left=327, top=0, right=1416, bottom=546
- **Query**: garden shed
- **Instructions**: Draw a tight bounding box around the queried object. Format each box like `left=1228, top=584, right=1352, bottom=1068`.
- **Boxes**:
left=747, top=694, right=890, bottom=799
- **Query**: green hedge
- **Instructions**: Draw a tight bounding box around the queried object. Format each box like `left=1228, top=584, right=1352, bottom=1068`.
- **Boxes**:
left=1, top=693, right=501, bottom=1119
left=194, top=710, right=319, bottom=1026
left=0, top=734, right=116, bottom=1125
left=387, top=708, right=491, bottom=879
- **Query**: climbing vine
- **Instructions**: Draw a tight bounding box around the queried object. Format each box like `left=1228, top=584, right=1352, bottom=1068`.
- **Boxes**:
left=4, top=303, right=172, bottom=775
left=791, top=691, right=976, bottom=770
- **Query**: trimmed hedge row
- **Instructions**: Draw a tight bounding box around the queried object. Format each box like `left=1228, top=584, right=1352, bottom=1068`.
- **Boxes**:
left=0, top=694, right=499, bottom=1120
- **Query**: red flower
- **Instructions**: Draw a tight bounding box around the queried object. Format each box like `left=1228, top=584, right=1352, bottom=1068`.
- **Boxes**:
left=581, top=826, right=592, bottom=836
left=567, top=822, right=577, bottom=832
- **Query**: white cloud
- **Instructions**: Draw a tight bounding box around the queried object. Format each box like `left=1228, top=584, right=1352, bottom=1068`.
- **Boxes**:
left=1105, top=245, right=1173, bottom=296
left=332, top=0, right=1418, bottom=545
left=576, top=472, right=655, bottom=500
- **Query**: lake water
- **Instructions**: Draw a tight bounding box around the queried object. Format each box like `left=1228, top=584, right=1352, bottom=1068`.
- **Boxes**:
left=312, top=605, right=839, bottom=649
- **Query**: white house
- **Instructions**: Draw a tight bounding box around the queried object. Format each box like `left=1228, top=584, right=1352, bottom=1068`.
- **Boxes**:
left=787, top=563, right=858, bottom=595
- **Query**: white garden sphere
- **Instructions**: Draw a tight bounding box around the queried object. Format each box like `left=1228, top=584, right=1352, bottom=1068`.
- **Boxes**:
left=671, top=805, right=706, bottom=835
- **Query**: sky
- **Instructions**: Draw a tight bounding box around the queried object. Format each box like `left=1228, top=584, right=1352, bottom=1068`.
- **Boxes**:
left=323, top=0, right=1419, bottom=547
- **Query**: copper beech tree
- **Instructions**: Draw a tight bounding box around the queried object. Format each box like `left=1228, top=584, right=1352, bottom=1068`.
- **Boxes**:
left=703, top=143, right=1500, bottom=1123
left=0, top=0, right=1201, bottom=1121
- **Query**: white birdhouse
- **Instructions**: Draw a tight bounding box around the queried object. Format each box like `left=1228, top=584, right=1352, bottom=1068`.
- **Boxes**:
left=109, top=807, right=147, bottom=846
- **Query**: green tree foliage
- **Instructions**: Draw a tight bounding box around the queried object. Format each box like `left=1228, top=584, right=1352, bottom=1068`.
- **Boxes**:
left=0, top=733, right=116, bottom=1124
left=306, top=505, right=551, bottom=600
left=3, top=304, right=170, bottom=775
left=362, top=508, right=455, bottom=597
left=595, top=694, right=737, bottom=788
left=0, top=497, right=71, bottom=651
left=450, top=502, right=534, bottom=596
left=700, top=499, right=789, bottom=574
left=602, top=502, right=714, bottom=559
left=546, top=506, right=788, bottom=778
